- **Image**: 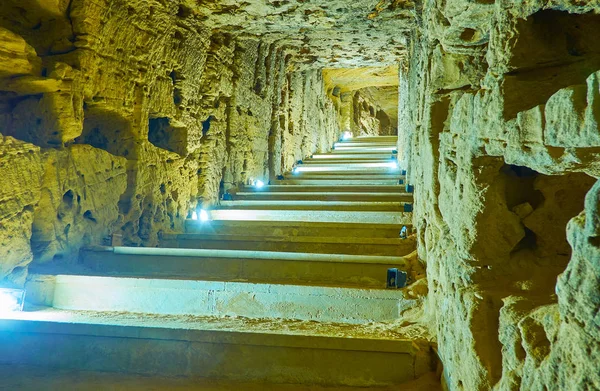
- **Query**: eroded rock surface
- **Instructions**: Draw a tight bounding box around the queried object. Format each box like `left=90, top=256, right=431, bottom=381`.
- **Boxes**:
left=0, top=0, right=376, bottom=284
left=1, top=0, right=600, bottom=389
left=401, top=1, right=600, bottom=390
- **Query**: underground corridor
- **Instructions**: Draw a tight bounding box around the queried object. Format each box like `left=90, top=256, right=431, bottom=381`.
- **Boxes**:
left=0, top=1, right=599, bottom=390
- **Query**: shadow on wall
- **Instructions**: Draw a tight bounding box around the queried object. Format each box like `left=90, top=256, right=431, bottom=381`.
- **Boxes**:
left=75, top=106, right=137, bottom=158
left=501, top=164, right=595, bottom=283
left=504, top=10, right=600, bottom=119
left=148, top=117, right=188, bottom=156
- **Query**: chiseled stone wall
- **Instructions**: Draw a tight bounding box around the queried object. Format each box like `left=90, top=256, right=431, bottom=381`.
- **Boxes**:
left=0, top=0, right=341, bottom=285
left=403, top=1, right=600, bottom=390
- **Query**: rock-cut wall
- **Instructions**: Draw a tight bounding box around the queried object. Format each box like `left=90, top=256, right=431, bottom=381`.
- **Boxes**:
left=402, top=1, right=600, bottom=390
left=0, top=0, right=342, bottom=286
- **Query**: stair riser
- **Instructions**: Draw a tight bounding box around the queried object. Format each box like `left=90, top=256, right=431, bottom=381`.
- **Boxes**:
left=332, top=148, right=396, bottom=152
left=284, top=176, right=404, bottom=181
left=310, top=154, right=394, bottom=159
left=275, top=179, right=402, bottom=185
left=334, top=143, right=397, bottom=147
left=0, top=322, right=426, bottom=387
left=292, top=166, right=398, bottom=172
left=217, top=203, right=408, bottom=212
left=27, top=275, right=413, bottom=323
left=161, top=238, right=414, bottom=256
left=76, top=252, right=408, bottom=289
left=184, top=222, right=407, bottom=238
left=240, top=185, right=404, bottom=193
left=302, top=159, right=393, bottom=164
left=287, top=172, right=402, bottom=177
left=230, top=194, right=412, bottom=202
left=205, top=210, right=410, bottom=224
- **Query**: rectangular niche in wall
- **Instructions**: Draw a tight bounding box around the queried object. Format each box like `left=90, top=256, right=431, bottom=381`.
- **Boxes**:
left=76, top=106, right=136, bottom=158
left=148, top=117, right=187, bottom=156
left=504, top=10, right=600, bottom=119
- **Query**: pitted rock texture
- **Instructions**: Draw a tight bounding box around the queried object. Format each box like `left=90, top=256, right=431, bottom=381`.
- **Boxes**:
left=1, top=0, right=599, bottom=389
left=401, top=1, right=600, bottom=390
left=0, top=0, right=386, bottom=284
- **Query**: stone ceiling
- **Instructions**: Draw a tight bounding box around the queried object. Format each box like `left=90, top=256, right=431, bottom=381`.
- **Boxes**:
left=194, top=0, right=416, bottom=69
left=323, top=66, right=399, bottom=118
left=193, top=0, right=412, bottom=118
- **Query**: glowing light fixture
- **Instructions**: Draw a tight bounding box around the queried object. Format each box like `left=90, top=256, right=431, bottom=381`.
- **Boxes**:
left=200, top=209, right=210, bottom=222
left=0, top=288, right=25, bottom=313
left=387, top=161, right=399, bottom=169
left=292, top=167, right=300, bottom=175
left=255, top=180, right=265, bottom=188
left=191, top=211, right=199, bottom=220
left=342, top=131, right=352, bottom=140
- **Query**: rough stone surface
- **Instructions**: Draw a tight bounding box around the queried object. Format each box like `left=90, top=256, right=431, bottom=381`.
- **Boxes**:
left=401, top=1, right=600, bottom=390
left=1, top=0, right=600, bottom=389
left=0, top=0, right=393, bottom=284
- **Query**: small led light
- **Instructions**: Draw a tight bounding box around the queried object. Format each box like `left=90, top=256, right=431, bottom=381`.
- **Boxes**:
left=342, top=131, right=352, bottom=140
left=387, top=161, right=399, bottom=169
left=191, top=211, right=198, bottom=220
left=292, top=167, right=300, bottom=175
left=255, top=180, right=265, bottom=188
left=200, top=209, right=210, bottom=222
left=0, top=288, right=26, bottom=313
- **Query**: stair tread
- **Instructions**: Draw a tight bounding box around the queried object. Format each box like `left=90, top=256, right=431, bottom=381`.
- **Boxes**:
left=240, top=186, right=406, bottom=193
left=0, top=307, right=429, bottom=348
left=163, top=233, right=410, bottom=245
left=186, top=219, right=408, bottom=228
left=28, top=269, right=402, bottom=290
left=82, top=246, right=408, bottom=264
left=0, top=365, right=441, bottom=391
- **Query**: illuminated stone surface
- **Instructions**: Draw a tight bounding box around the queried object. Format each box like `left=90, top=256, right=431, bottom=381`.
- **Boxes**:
left=1, top=0, right=600, bottom=389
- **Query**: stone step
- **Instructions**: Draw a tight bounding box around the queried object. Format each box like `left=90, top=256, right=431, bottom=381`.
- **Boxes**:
left=184, top=219, right=408, bottom=238
left=287, top=169, right=403, bottom=175
left=310, top=153, right=395, bottom=159
left=293, top=164, right=399, bottom=172
left=203, top=209, right=410, bottom=224
left=285, top=173, right=404, bottom=179
left=332, top=146, right=396, bottom=152
left=333, top=142, right=397, bottom=148
left=0, top=365, right=442, bottom=391
left=217, top=200, right=408, bottom=212
left=275, top=178, right=403, bottom=186
left=160, top=233, right=416, bottom=256
left=239, top=184, right=405, bottom=193
left=350, top=135, right=398, bottom=141
left=0, top=310, right=433, bottom=387
left=229, top=192, right=412, bottom=202
left=71, top=246, right=410, bottom=289
left=302, top=155, right=394, bottom=165
left=329, top=149, right=396, bottom=154
left=26, top=273, right=417, bottom=324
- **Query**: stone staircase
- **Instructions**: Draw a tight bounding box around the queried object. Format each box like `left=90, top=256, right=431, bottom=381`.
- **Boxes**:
left=0, top=136, right=438, bottom=389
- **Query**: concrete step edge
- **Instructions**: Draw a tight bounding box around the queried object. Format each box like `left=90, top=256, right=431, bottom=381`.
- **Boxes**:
left=82, top=246, right=408, bottom=265
left=0, top=312, right=422, bottom=354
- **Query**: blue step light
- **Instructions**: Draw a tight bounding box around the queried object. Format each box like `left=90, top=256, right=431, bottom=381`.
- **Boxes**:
left=399, top=225, right=408, bottom=239
left=387, top=268, right=407, bottom=289
left=404, top=203, right=413, bottom=213
left=0, top=288, right=26, bottom=313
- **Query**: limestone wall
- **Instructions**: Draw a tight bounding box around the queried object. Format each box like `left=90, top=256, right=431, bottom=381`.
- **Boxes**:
left=404, top=1, right=600, bottom=389
left=0, top=0, right=341, bottom=285
left=333, top=89, right=396, bottom=137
